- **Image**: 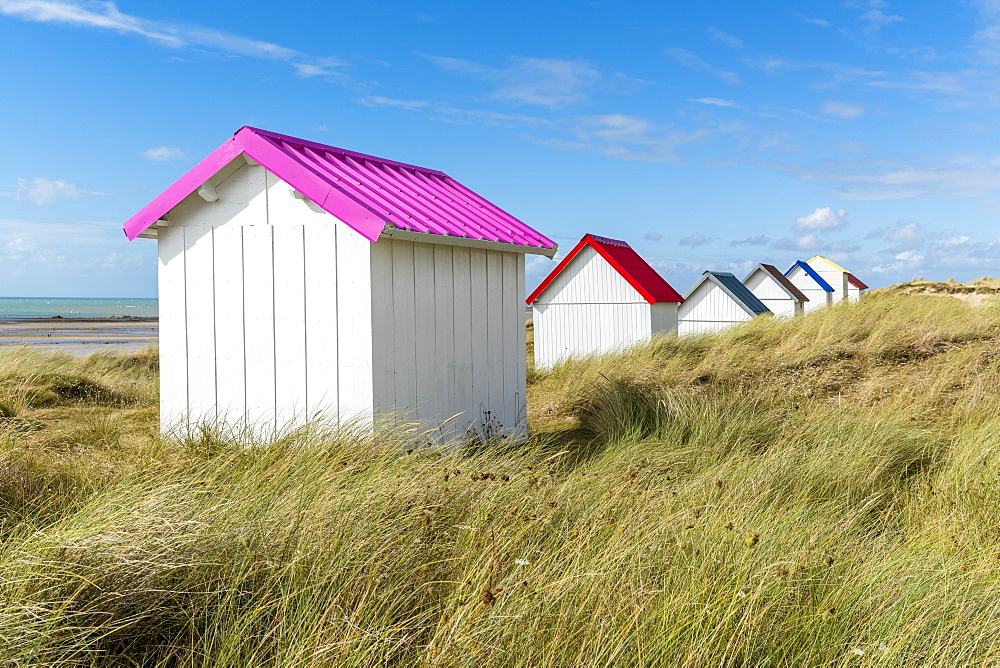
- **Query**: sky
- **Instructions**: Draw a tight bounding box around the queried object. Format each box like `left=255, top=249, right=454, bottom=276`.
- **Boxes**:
left=2, top=0, right=1000, bottom=297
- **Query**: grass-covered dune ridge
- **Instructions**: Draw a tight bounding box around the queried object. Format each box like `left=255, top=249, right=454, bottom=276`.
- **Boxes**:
left=4, top=293, right=1000, bottom=664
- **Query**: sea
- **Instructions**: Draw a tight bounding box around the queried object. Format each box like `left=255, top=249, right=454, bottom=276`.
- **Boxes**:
left=0, top=297, right=158, bottom=320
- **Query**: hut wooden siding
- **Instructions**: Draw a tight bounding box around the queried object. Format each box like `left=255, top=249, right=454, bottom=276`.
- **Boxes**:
left=527, top=235, right=682, bottom=370
left=846, top=273, right=869, bottom=303
left=784, top=261, right=834, bottom=313
left=678, top=271, right=771, bottom=335
left=127, top=127, right=556, bottom=440
left=806, top=255, right=850, bottom=303
left=742, top=264, right=808, bottom=317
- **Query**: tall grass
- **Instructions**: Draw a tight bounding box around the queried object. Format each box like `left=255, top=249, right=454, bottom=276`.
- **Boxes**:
left=3, top=293, right=1000, bottom=664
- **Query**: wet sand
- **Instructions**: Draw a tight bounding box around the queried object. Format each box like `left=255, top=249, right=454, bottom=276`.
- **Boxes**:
left=0, top=318, right=158, bottom=356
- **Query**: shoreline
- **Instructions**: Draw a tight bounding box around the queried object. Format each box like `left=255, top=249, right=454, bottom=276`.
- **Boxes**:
left=0, top=317, right=159, bottom=355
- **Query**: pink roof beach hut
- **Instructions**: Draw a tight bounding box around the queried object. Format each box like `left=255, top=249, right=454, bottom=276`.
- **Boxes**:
left=124, top=126, right=556, bottom=440
left=526, top=234, right=683, bottom=369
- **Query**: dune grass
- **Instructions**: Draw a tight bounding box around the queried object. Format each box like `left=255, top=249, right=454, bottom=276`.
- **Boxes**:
left=2, top=293, right=1000, bottom=664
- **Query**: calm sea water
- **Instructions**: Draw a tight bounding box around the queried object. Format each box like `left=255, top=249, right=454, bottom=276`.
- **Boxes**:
left=0, top=298, right=158, bottom=319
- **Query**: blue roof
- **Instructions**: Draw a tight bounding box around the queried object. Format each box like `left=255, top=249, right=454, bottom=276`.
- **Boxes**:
left=784, top=260, right=834, bottom=292
left=703, top=271, right=772, bottom=316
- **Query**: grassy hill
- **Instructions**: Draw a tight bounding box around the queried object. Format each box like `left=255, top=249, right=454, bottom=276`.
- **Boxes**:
left=3, top=292, right=1000, bottom=664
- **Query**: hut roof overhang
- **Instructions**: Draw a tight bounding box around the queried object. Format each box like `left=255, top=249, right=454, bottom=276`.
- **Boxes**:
left=526, top=234, right=684, bottom=305
left=847, top=273, right=869, bottom=290
left=124, top=126, right=557, bottom=256
left=743, top=263, right=809, bottom=302
left=686, top=271, right=772, bottom=317
left=785, top=261, right=835, bottom=292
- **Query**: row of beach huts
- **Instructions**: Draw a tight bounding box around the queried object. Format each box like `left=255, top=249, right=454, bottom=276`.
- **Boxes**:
left=121, top=126, right=868, bottom=441
left=528, top=233, right=868, bottom=369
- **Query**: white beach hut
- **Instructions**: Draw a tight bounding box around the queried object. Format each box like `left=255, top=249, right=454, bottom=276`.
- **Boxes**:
left=678, top=271, right=771, bottom=335
left=526, top=234, right=683, bottom=370
left=806, top=255, right=868, bottom=303
left=784, top=261, right=835, bottom=313
left=742, top=263, right=808, bottom=317
left=123, top=126, right=557, bottom=440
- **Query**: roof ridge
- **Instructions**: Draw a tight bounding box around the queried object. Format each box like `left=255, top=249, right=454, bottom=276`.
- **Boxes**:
left=239, top=126, right=449, bottom=177
left=786, top=260, right=834, bottom=292
left=807, top=254, right=850, bottom=274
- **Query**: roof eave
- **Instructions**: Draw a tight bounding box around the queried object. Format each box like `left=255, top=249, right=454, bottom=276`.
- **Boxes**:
left=381, top=227, right=557, bottom=257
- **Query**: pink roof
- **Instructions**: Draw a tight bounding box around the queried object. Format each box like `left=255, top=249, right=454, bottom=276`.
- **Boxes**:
left=124, top=126, right=556, bottom=252
left=526, top=234, right=684, bottom=305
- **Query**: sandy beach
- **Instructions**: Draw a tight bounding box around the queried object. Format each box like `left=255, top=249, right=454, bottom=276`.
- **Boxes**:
left=0, top=317, right=158, bottom=356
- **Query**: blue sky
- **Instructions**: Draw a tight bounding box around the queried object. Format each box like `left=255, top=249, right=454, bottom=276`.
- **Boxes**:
left=1, top=0, right=999, bottom=297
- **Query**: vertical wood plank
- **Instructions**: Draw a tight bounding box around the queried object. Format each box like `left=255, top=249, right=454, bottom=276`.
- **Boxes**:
left=213, top=225, right=246, bottom=429
left=369, top=240, right=394, bottom=419
left=390, top=240, right=416, bottom=422
left=469, top=249, right=489, bottom=435
left=336, top=228, right=374, bottom=424
left=501, top=252, right=519, bottom=436
left=485, top=251, right=503, bottom=434
left=452, top=247, right=473, bottom=437
left=273, top=225, right=307, bottom=431
left=304, top=224, right=339, bottom=421
left=433, top=245, right=456, bottom=438
left=242, top=225, right=276, bottom=433
left=412, top=242, right=436, bottom=425
left=183, top=226, right=217, bottom=426
left=157, top=226, right=188, bottom=431
left=515, top=254, right=527, bottom=440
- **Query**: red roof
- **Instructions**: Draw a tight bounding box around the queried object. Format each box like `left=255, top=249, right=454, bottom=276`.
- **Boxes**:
left=847, top=273, right=869, bottom=290
left=526, top=234, right=683, bottom=305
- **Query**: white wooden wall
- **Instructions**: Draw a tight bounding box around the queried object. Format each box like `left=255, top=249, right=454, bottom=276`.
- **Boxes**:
left=677, top=281, right=754, bottom=336
left=785, top=266, right=833, bottom=313
left=370, top=239, right=527, bottom=442
left=533, top=303, right=654, bottom=370
left=806, top=258, right=851, bottom=303
left=650, top=302, right=679, bottom=335
left=743, top=269, right=802, bottom=317
left=157, top=160, right=373, bottom=436
left=532, top=245, right=669, bottom=369
left=846, top=285, right=865, bottom=303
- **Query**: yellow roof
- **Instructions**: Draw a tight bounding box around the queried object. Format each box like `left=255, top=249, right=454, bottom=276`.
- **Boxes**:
left=807, top=254, right=849, bottom=274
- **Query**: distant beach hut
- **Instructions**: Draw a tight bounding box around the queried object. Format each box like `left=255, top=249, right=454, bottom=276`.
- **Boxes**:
left=784, top=261, right=835, bottom=313
left=123, top=126, right=556, bottom=440
left=526, top=234, right=683, bottom=370
left=846, top=273, right=869, bottom=302
left=678, top=271, right=771, bottom=335
left=806, top=255, right=868, bottom=303
left=742, top=263, right=808, bottom=317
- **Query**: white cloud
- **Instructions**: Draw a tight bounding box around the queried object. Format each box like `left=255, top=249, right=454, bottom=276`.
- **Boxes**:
left=795, top=207, right=848, bottom=230
left=666, top=48, right=741, bottom=84
left=799, top=16, right=831, bottom=27
left=142, top=146, right=184, bottom=161
left=730, top=234, right=771, bottom=246
left=423, top=54, right=639, bottom=109
left=0, top=0, right=346, bottom=80
left=100, top=252, right=144, bottom=269
left=861, top=8, right=903, bottom=28
left=886, top=221, right=928, bottom=243
left=689, top=97, right=740, bottom=108
left=774, top=233, right=824, bottom=251
left=644, top=232, right=664, bottom=241
left=360, top=96, right=430, bottom=111
left=895, top=250, right=924, bottom=262
left=13, top=177, right=96, bottom=205
left=708, top=26, right=743, bottom=49
left=679, top=232, right=711, bottom=247
left=821, top=100, right=865, bottom=119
